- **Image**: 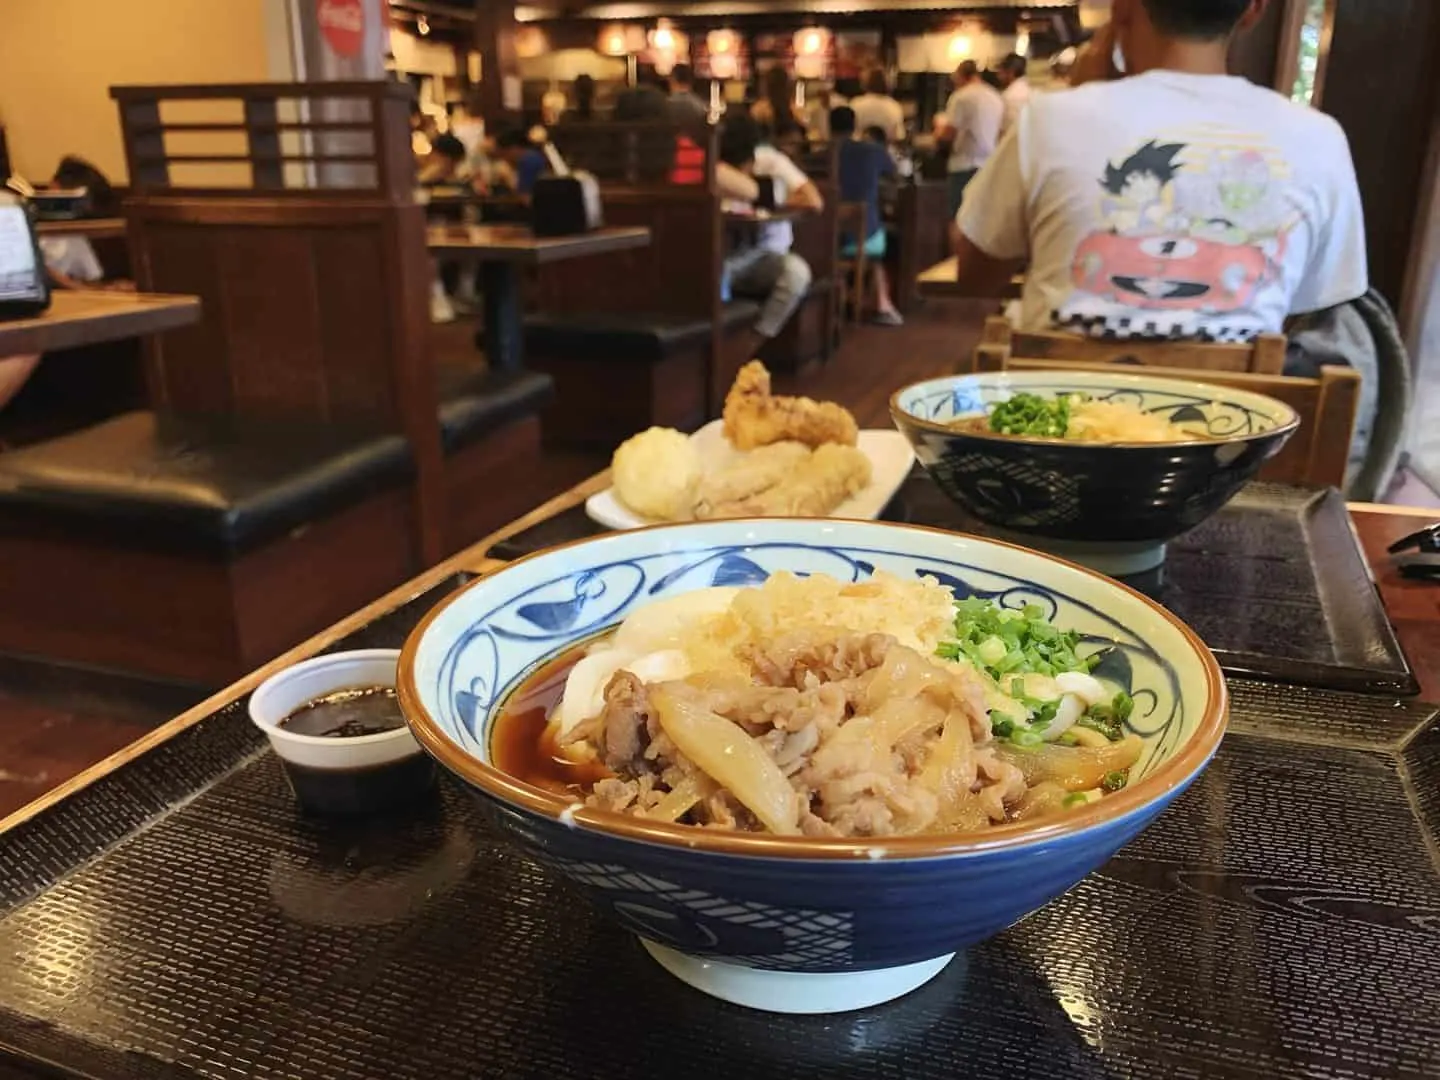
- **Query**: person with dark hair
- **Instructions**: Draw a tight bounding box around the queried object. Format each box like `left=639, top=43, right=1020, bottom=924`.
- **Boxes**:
left=718, top=111, right=823, bottom=354
left=561, top=74, right=597, bottom=124
left=849, top=67, right=904, bottom=143
left=995, top=53, right=1031, bottom=137
left=936, top=60, right=1003, bottom=217
left=418, top=132, right=468, bottom=185
left=952, top=0, right=1367, bottom=347
left=666, top=63, right=708, bottom=128
left=615, top=69, right=669, bottom=122
left=495, top=127, right=548, bottom=196
left=755, top=66, right=803, bottom=141
left=831, top=106, right=903, bottom=326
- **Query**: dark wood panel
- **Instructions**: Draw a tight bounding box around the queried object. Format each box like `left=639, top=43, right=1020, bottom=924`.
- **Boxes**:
left=216, top=228, right=328, bottom=416
left=139, top=222, right=235, bottom=413
left=1321, top=0, right=1440, bottom=305
left=444, top=416, right=547, bottom=556
left=313, top=227, right=394, bottom=423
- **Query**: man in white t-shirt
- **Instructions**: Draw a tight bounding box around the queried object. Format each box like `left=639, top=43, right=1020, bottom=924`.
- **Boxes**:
left=719, top=114, right=824, bottom=354
left=937, top=61, right=1005, bottom=217
left=849, top=69, right=906, bottom=143
left=996, top=54, right=1032, bottom=138
left=952, top=0, right=1367, bottom=343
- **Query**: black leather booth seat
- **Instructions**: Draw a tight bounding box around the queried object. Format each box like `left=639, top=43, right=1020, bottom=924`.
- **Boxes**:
left=0, top=411, right=411, bottom=556
left=438, top=368, right=554, bottom=453
left=522, top=302, right=761, bottom=362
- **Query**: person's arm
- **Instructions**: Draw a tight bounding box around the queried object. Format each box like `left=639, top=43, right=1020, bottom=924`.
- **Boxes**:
left=717, top=162, right=760, bottom=202
left=1070, top=22, right=1122, bottom=86
left=771, top=149, right=824, bottom=212
left=935, top=94, right=959, bottom=142
left=949, top=122, right=1030, bottom=297
left=787, top=179, right=824, bottom=212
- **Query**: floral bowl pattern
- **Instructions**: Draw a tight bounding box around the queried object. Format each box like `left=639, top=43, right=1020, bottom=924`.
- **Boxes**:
left=890, top=371, right=1299, bottom=544
left=398, top=520, right=1227, bottom=1012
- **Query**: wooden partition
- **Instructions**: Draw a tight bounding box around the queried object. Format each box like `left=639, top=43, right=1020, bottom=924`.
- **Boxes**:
left=111, top=81, right=444, bottom=562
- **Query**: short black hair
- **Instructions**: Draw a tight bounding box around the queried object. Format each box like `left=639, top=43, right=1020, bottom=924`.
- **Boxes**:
left=956, top=60, right=979, bottom=79
left=671, top=62, right=694, bottom=86
left=431, top=133, right=466, bottom=160
left=496, top=126, right=532, bottom=151
left=829, top=105, right=857, bottom=136
left=1141, top=0, right=1253, bottom=38
left=719, top=111, right=760, bottom=168
left=999, top=53, right=1028, bottom=77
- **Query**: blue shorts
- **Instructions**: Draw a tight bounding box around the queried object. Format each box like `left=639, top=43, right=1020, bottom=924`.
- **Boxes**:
left=841, top=230, right=887, bottom=259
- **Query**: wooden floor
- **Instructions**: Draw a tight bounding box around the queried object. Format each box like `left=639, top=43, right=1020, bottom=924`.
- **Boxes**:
left=0, top=296, right=990, bottom=818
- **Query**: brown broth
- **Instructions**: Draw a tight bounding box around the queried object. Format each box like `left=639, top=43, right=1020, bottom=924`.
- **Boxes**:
left=492, top=644, right=611, bottom=796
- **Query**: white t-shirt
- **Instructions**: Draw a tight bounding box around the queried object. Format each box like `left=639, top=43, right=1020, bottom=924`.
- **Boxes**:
left=958, top=70, right=1368, bottom=342
left=944, top=80, right=1005, bottom=173
left=1000, top=77, right=1031, bottom=137
left=752, top=144, right=811, bottom=254
left=849, top=93, right=905, bottom=142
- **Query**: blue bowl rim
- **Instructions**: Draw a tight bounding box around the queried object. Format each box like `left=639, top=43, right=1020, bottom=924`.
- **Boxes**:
left=398, top=518, right=1229, bottom=862
left=889, top=370, right=1302, bottom=450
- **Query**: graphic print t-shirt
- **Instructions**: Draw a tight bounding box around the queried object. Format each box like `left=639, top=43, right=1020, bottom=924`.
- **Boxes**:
left=957, top=71, right=1368, bottom=342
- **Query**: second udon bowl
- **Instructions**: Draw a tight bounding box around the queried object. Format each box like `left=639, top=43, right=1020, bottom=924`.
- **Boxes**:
left=398, top=519, right=1227, bottom=1013
left=891, top=371, right=1300, bottom=574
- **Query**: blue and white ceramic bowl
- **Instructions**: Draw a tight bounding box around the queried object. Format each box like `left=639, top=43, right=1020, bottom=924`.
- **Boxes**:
left=892, top=371, right=1299, bottom=574
left=399, top=520, right=1227, bottom=1013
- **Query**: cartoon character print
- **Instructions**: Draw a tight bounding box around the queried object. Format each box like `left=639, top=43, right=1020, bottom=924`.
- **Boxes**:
left=1060, top=138, right=1298, bottom=342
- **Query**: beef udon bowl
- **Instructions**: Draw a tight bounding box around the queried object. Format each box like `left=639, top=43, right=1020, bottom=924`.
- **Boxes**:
left=891, top=371, right=1299, bottom=575
left=398, top=520, right=1226, bottom=1013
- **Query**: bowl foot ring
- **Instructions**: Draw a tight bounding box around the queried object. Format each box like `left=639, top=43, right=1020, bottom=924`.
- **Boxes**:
left=639, top=939, right=955, bottom=1013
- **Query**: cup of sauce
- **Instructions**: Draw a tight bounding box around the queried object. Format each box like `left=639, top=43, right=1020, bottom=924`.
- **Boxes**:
left=249, top=649, right=437, bottom=815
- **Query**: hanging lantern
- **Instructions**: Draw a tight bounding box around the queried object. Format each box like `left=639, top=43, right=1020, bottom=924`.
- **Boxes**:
left=793, top=26, right=829, bottom=57
left=651, top=19, right=676, bottom=52
left=947, top=32, right=973, bottom=63
left=624, top=24, right=648, bottom=54
left=598, top=23, right=628, bottom=56
left=514, top=26, right=547, bottom=60
left=707, top=28, right=740, bottom=79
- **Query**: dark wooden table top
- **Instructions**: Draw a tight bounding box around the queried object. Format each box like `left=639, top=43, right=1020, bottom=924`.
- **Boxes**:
left=425, top=224, right=651, bottom=264
left=722, top=207, right=811, bottom=227
left=1349, top=504, right=1440, bottom=700
left=34, top=218, right=127, bottom=240
left=0, top=290, right=200, bottom=356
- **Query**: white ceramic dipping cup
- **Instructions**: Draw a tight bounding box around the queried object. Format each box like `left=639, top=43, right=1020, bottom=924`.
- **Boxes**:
left=248, top=649, right=435, bottom=814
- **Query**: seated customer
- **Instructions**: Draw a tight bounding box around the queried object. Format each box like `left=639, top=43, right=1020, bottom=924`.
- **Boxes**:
left=494, top=127, right=548, bottom=198
left=951, top=0, right=1367, bottom=344
left=718, top=114, right=825, bottom=357
left=418, top=133, right=469, bottom=186
left=832, top=106, right=903, bottom=326
left=0, top=355, right=41, bottom=414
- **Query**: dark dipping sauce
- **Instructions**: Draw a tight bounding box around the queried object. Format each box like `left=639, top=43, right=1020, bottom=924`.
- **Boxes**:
left=279, top=686, right=437, bottom=815
left=493, top=646, right=609, bottom=797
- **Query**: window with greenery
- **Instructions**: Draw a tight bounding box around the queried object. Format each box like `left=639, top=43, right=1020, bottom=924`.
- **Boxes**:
left=1291, top=0, right=1329, bottom=105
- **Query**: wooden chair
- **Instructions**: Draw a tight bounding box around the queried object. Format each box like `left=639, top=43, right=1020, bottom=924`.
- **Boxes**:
left=836, top=201, right=869, bottom=325
left=976, top=315, right=1287, bottom=375
left=970, top=347, right=1362, bottom=490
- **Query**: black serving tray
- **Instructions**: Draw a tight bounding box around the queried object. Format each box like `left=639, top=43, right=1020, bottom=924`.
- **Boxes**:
left=489, top=478, right=1417, bottom=696
left=0, top=577, right=1437, bottom=1080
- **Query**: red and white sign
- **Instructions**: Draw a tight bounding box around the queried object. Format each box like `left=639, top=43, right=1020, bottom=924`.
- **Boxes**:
left=317, top=0, right=365, bottom=58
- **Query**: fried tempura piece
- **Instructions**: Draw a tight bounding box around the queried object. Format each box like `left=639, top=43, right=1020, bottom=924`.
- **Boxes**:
left=698, top=444, right=872, bottom=519
left=693, top=442, right=810, bottom=518
left=723, top=361, right=859, bottom=450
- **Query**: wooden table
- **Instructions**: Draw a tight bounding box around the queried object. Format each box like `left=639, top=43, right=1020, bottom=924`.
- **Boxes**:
left=0, top=290, right=200, bottom=356
left=34, top=217, right=127, bottom=240
left=426, top=224, right=652, bottom=371
left=916, top=256, right=1025, bottom=300
left=7, top=481, right=1434, bottom=838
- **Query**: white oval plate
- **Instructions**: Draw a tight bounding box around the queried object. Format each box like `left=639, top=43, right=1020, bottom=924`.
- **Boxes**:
left=585, top=421, right=916, bottom=530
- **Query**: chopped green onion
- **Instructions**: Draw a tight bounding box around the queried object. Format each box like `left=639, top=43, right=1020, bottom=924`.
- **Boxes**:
left=988, top=393, right=1083, bottom=439
left=937, top=596, right=1095, bottom=684
left=1062, top=792, right=1090, bottom=809
left=1010, top=728, right=1044, bottom=748
left=1078, top=692, right=1133, bottom=742
left=1057, top=730, right=1080, bottom=747
left=991, top=717, right=1016, bottom=739
left=1101, top=770, right=1129, bottom=792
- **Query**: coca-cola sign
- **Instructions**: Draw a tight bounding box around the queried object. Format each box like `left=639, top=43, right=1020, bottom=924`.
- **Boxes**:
left=317, top=0, right=365, bottom=58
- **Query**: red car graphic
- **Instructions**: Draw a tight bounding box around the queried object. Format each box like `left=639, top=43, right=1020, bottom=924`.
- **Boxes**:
left=1071, top=232, right=1270, bottom=312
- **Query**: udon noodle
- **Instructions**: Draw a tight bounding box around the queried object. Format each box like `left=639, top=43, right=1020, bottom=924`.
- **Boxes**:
left=948, top=392, right=1210, bottom=444
left=493, top=573, right=1142, bottom=837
